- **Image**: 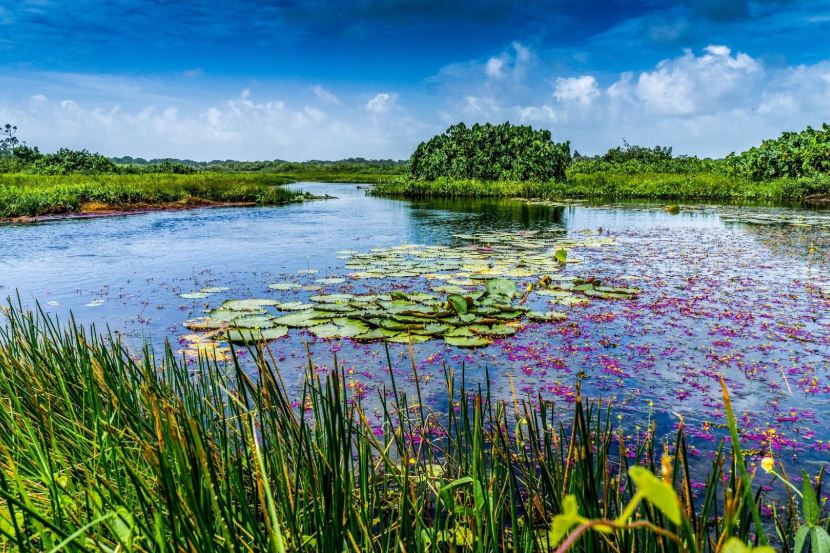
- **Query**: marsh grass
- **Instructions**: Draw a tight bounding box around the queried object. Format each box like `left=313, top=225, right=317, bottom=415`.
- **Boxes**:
left=0, top=303, right=825, bottom=551
left=0, top=173, right=304, bottom=218
left=371, top=172, right=830, bottom=202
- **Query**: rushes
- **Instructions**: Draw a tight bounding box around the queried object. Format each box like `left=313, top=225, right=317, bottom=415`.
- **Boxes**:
left=0, top=303, right=823, bottom=551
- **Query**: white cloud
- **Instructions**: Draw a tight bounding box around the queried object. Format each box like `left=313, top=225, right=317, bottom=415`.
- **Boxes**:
left=366, top=92, right=396, bottom=114
left=437, top=43, right=830, bottom=156
left=0, top=87, right=426, bottom=160
left=485, top=56, right=506, bottom=79
left=311, top=84, right=340, bottom=105
left=553, top=76, right=599, bottom=106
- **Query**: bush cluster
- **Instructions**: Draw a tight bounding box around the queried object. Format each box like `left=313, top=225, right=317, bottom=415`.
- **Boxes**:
left=727, top=123, right=830, bottom=180
left=409, top=122, right=571, bottom=182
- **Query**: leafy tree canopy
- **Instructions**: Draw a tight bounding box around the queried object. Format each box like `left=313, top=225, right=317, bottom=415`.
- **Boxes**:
left=409, top=122, right=571, bottom=181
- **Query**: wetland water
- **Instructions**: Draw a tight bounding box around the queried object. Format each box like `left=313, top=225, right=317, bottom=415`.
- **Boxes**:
left=1, top=182, right=829, bottom=484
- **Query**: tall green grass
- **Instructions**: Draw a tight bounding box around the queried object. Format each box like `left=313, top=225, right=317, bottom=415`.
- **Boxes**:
left=0, top=303, right=825, bottom=551
left=371, top=173, right=830, bottom=202
left=0, top=173, right=304, bottom=218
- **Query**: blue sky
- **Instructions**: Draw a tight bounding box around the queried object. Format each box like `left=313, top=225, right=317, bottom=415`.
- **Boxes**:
left=1, top=0, right=829, bottom=160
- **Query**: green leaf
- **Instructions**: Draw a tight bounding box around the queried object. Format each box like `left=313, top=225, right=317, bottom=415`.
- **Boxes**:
left=546, top=495, right=582, bottom=546
left=554, top=249, right=567, bottom=264
left=794, top=526, right=809, bottom=553
left=814, top=527, right=830, bottom=553
left=628, top=466, right=681, bottom=525
left=802, top=471, right=820, bottom=527
left=226, top=326, right=288, bottom=344
left=485, top=278, right=517, bottom=299
left=444, top=336, right=492, bottom=348
left=439, top=477, right=484, bottom=511
left=447, top=294, right=468, bottom=315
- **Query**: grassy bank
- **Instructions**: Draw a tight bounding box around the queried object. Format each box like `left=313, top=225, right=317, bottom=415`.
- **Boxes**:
left=371, top=172, right=830, bottom=202
left=0, top=173, right=310, bottom=219
left=0, top=303, right=825, bottom=551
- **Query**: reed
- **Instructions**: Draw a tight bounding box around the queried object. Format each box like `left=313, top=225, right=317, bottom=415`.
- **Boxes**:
left=0, top=302, right=825, bottom=551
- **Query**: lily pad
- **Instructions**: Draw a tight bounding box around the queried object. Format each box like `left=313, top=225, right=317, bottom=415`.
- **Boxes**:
left=527, top=311, right=568, bottom=322
left=222, top=299, right=280, bottom=311
left=352, top=328, right=400, bottom=342
left=315, top=277, right=346, bottom=284
left=309, top=294, right=355, bottom=303
left=268, top=283, right=301, bottom=291
left=444, top=336, right=492, bottom=348
left=180, top=292, right=210, bottom=300
left=226, top=326, right=289, bottom=344
left=273, top=311, right=330, bottom=328
left=230, top=315, right=275, bottom=329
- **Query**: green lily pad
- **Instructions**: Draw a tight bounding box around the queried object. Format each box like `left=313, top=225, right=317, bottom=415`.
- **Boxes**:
left=222, top=299, right=280, bottom=311
left=309, top=294, right=355, bottom=303
left=199, top=287, right=229, bottom=294
left=315, top=277, right=346, bottom=285
left=275, top=302, right=314, bottom=311
left=414, top=323, right=450, bottom=336
left=470, top=324, right=516, bottom=337
left=180, top=292, right=210, bottom=299
left=183, top=318, right=227, bottom=331
left=352, top=328, right=400, bottom=342
left=230, top=315, right=275, bottom=329
left=209, top=308, right=263, bottom=321
left=444, top=336, right=492, bottom=348
left=387, top=333, right=431, bottom=344
left=527, top=311, right=568, bottom=322
left=447, top=294, right=469, bottom=315
left=268, top=283, right=301, bottom=291
left=226, top=326, right=289, bottom=344
left=273, top=311, right=330, bottom=328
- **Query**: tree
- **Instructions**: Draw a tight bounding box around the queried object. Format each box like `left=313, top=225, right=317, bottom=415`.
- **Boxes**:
left=0, top=124, right=20, bottom=157
left=409, top=122, right=571, bottom=182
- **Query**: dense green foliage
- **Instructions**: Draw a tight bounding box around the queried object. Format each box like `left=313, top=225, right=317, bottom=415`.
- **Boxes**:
left=112, top=155, right=407, bottom=174
left=728, top=123, right=830, bottom=180
left=0, top=173, right=307, bottom=218
left=1, top=145, right=199, bottom=175
left=0, top=304, right=825, bottom=551
left=409, top=122, right=571, bottom=181
left=379, top=123, right=830, bottom=201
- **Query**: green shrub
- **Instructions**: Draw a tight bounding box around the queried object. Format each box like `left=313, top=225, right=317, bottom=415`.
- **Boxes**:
left=731, top=123, right=830, bottom=180
left=409, top=122, right=571, bottom=181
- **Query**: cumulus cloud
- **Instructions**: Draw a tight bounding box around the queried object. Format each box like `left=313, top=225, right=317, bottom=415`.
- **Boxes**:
left=553, top=76, right=600, bottom=106
left=366, top=93, right=397, bottom=114
left=0, top=85, right=425, bottom=160
left=436, top=43, right=830, bottom=156
left=3, top=42, right=830, bottom=161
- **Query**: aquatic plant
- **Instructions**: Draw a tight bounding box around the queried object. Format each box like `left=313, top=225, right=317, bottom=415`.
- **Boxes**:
left=180, top=230, right=635, bottom=350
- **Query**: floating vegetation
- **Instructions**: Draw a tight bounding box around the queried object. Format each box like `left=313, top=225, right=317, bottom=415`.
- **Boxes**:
left=720, top=209, right=830, bottom=228
left=179, top=229, right=637, bottom=350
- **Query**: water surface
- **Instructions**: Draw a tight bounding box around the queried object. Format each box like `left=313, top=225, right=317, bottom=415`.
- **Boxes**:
left=1, top=183, right=828, bottom=484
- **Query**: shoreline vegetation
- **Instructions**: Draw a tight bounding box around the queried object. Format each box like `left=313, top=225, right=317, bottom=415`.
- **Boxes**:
left=370, top=172, right=830, bottom=203
left=2, top=121, right=829, bottom=220
left=372, top=122, right=830, bottom=203
left=0, top=303, right=826, bottom=551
